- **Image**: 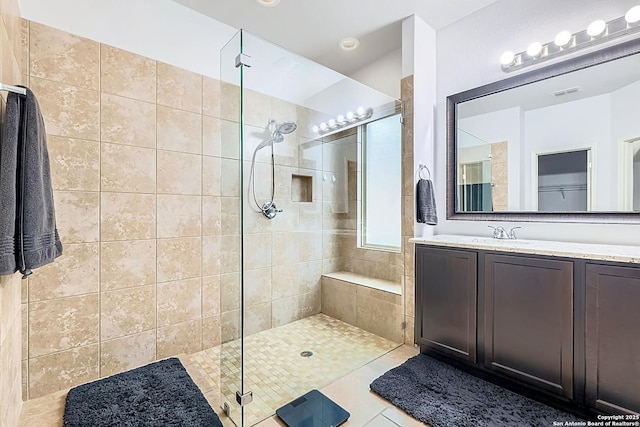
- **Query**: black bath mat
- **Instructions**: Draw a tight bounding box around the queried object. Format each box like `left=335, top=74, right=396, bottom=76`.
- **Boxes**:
left=370, top=354, right=584, bottom=427
left=63, top=357, right=222, bottom=427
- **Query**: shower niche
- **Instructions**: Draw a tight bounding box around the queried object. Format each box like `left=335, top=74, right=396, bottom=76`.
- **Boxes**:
left=291, top=174, right=313, bottom=202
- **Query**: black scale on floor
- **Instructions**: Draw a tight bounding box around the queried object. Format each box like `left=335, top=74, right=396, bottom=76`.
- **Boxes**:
left=275, top=389, right=350, bottom=427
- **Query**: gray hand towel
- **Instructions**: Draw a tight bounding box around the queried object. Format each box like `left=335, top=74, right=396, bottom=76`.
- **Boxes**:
left=416, top=178, right=438, bottom=225
left=0, top=88, right=63, bottom=278
left=0, top=94, right=19, bottom=275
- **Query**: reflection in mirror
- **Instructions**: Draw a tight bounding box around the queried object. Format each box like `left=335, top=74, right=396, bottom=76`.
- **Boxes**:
left=457, top=129, right=509, bottom=212
left=536, top=150, right=590, bottom=212
left=448, top=37, right=640, bottom=222
left=620, top=138, right=640, bottom=211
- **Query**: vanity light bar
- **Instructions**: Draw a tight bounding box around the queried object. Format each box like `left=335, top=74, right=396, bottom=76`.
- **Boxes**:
left=312, top=107, right=373, bottom=134
left=501, top=5, right=640, bottom=72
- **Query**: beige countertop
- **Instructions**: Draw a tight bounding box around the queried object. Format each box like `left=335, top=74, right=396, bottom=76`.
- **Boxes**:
left=409, top=234, right=640, bottom=264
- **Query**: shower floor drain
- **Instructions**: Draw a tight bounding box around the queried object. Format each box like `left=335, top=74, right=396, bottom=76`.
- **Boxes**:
left=300, top=351, right=313, bottom=358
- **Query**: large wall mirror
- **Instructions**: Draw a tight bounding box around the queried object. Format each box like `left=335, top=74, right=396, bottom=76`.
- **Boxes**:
left=447, top=37, right=640, bottom=223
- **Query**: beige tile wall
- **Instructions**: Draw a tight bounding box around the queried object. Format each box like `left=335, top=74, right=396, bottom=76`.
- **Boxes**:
left=491, top=141, right=508, bottom=211
left=17, top=19, right=410, bottom=401
left=401, top=75, right=416, bottom=346
left=20, top=21, right=337, bottom=401
left=0, top=0, right=25, bottom=424
left=321, top=276, right=403, bottom=343
left=19, top=21, right=230, bottom=400
left=237, top=90, right=328, bottom=341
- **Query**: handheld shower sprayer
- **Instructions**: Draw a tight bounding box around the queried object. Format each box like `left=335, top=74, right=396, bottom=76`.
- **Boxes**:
left=250, top=118, right=297, bottom=219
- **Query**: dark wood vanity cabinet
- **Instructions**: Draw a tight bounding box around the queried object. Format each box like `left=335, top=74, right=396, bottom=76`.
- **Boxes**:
left=415, top=246, right=477, bottom=363
left=484, top=254, right=574, bottom=398
left=416, top=245, right=640, bottom=415
left=585, top=263, right=640, bottom=414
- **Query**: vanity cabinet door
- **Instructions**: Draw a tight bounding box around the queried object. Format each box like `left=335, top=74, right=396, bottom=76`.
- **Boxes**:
left=586, top=263, right=640, bottom=415
left=415, top=246, right=477, bottom=363
left=484, top=254, right=573, bottom=398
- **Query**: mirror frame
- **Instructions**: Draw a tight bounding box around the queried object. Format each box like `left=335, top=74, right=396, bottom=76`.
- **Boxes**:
left=447, top=36, right=640, bottom=223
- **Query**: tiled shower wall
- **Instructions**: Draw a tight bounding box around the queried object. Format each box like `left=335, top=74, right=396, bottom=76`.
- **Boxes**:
left=0, top=0, right=25, bottom=424
left=320, top=77, right=416, bottom=346
left=401, top=75, right=416, bottom=346
left=21, top=20, right=225, bottom=401
left=20, top=21, right=330, bottom=401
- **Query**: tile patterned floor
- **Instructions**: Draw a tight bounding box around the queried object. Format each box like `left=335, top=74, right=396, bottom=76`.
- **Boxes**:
left=192, top=314, right=401, bottom=425
left=18, top=314, right=421, bottom=427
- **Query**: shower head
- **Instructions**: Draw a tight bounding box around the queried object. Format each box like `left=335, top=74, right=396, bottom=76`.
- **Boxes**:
left=255, top=120, right=296, bottom=152
left=275, top=121, right=297, bottom=135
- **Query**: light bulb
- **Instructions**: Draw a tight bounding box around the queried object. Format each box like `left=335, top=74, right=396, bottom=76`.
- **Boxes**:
left=319, top=122, right=328, bottom=131
left=526, top=42, right=543, bottom=57
left=587, top=20, right=606, bottom=37
left=312, top=125, right=319, bottom=133
left=356, top=106, right=366, bottom=117
left=346, top=111, right=355, bottom=121
left=336, top=114, right=346, bottom=124
left=500, top=51, right=515, bottom=66
left=554, top=31, right=572, bottom=48
left=625, top=5, right=640, bottom=24
left=328, top=119, right=337, bottom=128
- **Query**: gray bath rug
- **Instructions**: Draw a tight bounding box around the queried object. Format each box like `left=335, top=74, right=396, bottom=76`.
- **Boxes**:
left=370, top=354, right=584, bottom=427
left=63, top=357, right=222, bottom=427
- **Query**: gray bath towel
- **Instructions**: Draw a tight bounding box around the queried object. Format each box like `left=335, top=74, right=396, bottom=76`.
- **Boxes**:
left=417, top=178, right=437, bottom=225
left=0, top=88, right=62, bottom=277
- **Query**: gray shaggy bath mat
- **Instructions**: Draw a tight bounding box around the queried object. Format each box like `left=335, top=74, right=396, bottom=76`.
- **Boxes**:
left=63, top=357, right=222, bottom=427
left=370, top=354, right=584, bottom=427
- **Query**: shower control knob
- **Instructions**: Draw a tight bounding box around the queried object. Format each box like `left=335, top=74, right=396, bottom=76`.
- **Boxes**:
left=261, top=201, right=282, bottom=220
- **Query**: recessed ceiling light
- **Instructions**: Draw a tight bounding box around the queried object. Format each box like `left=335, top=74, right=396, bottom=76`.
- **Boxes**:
left=256, top=0, right=280, bottom=7
left=339, top=37, right=360, bottom=51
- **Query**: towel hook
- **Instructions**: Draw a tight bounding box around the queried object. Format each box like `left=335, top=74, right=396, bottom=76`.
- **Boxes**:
left=416, top=164, right=431, bottom=180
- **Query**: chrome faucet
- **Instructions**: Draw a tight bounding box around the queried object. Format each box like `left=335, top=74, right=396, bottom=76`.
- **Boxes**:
left=508, top=226, right=521, bottom=239
left=489, top=226, right=521, bottom=239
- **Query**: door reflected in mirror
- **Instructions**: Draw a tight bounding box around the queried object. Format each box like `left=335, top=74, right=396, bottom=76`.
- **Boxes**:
left=536, top=149, right=590, bottom=212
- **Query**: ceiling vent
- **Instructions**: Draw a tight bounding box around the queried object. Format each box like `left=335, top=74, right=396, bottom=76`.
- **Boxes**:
left=552, top=87, right=581, bottom=97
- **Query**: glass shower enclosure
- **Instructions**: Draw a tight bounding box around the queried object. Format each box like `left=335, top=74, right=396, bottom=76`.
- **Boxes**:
left=219, top=29, right=402, bottom=426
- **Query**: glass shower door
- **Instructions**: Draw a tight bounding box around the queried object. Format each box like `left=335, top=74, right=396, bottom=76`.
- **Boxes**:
left=219, top=29, right=245, bottom=426
left=220, top=28, right=402, bottom=426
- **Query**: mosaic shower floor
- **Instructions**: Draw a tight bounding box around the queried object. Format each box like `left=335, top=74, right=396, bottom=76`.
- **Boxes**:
left=185, top=313, right=401, bottom=426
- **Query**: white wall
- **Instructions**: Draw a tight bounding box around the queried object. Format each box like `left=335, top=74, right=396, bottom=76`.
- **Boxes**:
left=435, top=0, right=640, bottom=245
left=403, top=15, right=437, bottom=238
left=524, top=94, right=612, bottom=210
left=635, top=160, right=640, bottom=211
left=611, top=79, right=640, bottom=208
left=349, top=48, right=402, bottom=99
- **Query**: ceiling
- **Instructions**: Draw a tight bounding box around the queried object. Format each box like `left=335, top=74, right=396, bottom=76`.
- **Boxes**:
left=459, top=52, right=640, bottom=119
left=172, top=0, right=500, bottom=76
